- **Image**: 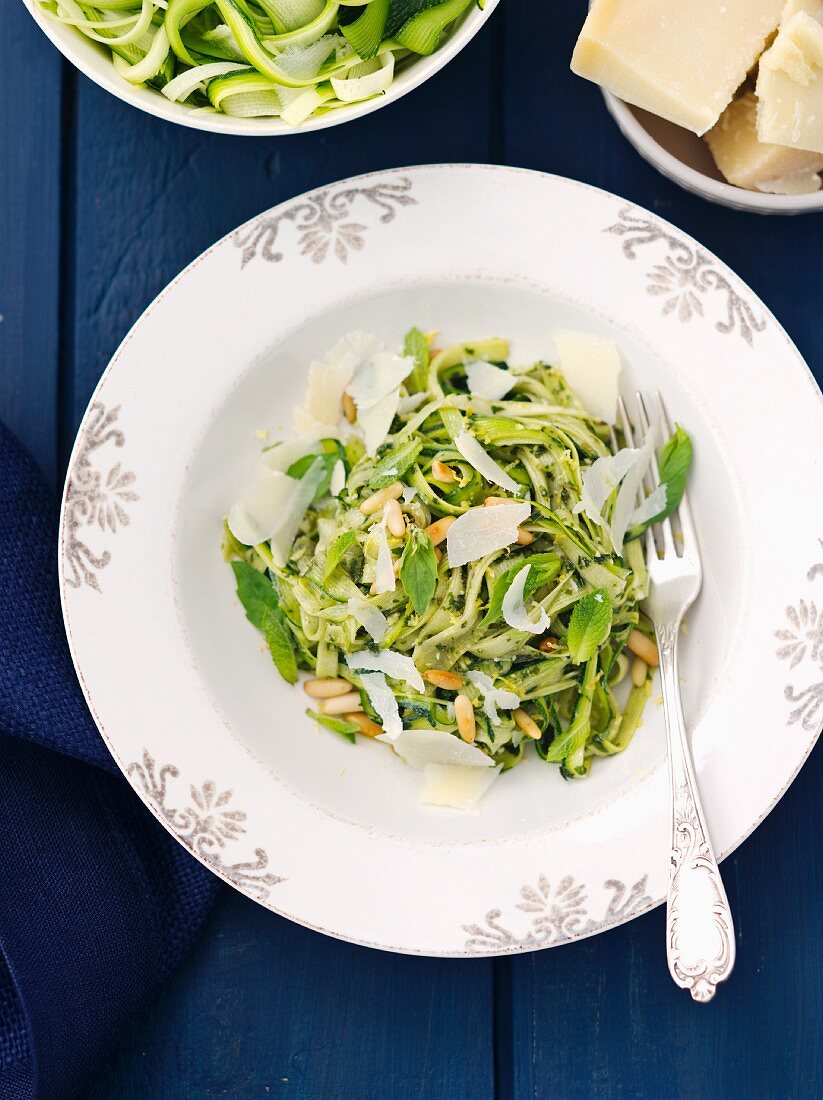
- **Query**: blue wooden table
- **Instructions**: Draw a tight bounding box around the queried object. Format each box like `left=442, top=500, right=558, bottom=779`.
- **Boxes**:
left=3, top=2, right=822, bottom=1097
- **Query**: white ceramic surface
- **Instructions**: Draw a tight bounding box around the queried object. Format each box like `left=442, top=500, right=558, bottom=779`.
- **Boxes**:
left=604, top=91, right=823, bottom=216
left=59, top=165, right=823, bottom=955
left=21, top=0, right=499, bottom=136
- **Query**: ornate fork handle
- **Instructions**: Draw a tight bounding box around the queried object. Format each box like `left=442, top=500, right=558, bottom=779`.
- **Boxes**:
left=656, top=621, right=736, bottom=1003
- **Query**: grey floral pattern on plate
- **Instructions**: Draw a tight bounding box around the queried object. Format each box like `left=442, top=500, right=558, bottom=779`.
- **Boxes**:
left=777, top=540, right=823, bottom=733
left=462, top=873, right=652, bottom=953
left=235, top=177, right=416, bottom=267
left=128, top=750, right=284, bottom=901
left=605, top=207, right=767, bottom=346
left=63, top=403, right=138, bottom=592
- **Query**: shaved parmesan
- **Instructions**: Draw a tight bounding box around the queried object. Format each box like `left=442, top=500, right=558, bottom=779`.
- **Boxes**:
left=269, top=457, right=326, bottom=566
left=610, top=430, right=657, bottom=554
left=501, top=564, right=551, bottom=635
left=359, top=672, right=401, bottom=740
left=358, top=389, right=400, bottom=456
left=346, top=351, right=414, bottom=409
left=293, top=407, right=346, bottom=441
left=401, top=486, right=418, bottom=504
left=397, top=392, right=428, bottom=415
left=465, top=359, right=515, bottom=401
left=373, top=504, right=396, bottom=594
left=574, top=448, right=643, bottom=526
left=628, top=483, right=667, bottom=528
left=261, top=438, right=318, bottom=473
left=447, top=503, right=530, bottom=568
left=378, top=728, right=495, bottom=769
left=347, top=597, right=387, bottom=643
left=346, top=649, right=424, bottom=693
left=552, top=329, right=622, bottom=424
left=228, top=466, right=296, bottom=547
left=330, top=459, right=346, bottom=496
left=292, top=330, right=382, bottom=436
left=466, top=671, right=520, bottom=726
left=421, top=763, right=502, bottom=811
left=228, top=455, right=324, bottom=558
left=454, top=431, right=519, bottom=492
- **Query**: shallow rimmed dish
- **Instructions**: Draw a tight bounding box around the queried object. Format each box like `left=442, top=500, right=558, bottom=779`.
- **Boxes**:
left=60, top=164, right=823, bottom=955
left=604, top=91, right=823, bottom=216
left=22, top=0, right=499, bottom=136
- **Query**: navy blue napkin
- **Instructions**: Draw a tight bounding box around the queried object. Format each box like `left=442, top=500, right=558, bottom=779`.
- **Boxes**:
left=0, top=421, right=220, bottom=1099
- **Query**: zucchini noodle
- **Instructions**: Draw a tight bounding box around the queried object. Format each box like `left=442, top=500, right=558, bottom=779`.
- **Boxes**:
left=38, top=0, right=481, bottom=124
left=223, top=328, right=682, bottom=792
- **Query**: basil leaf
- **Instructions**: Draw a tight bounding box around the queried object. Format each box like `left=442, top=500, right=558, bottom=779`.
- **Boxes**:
left=324, top=530, right=357, bottom=579
left=262, top=604, right=298, bottom=685
left=307, top=709, right=358, bottom=744
left=655, top=425, right=693, bottom=521
left=567, top=589, right=613, bottom=664
left=481, top=554, right=561, bottom=628
left=232, top=560, right=279, bottom=630
left=403, top=326, right=430, bottom=393
left=368, top=439, right=422, bottom=490
left=399, top=528, right=438, bottom=616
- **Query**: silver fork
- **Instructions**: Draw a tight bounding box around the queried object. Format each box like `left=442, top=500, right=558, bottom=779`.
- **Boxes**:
left=618, top=393, right=735, bottom=1003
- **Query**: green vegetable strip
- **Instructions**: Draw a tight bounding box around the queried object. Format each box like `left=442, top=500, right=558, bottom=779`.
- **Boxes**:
left=39, top=0, right=474, bottom=122
left=225, top=328, right=691, bottom=779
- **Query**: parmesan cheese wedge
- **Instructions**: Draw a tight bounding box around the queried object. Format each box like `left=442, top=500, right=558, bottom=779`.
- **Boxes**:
left=757, top=11, right=823, bottom=155
left=572, top=0, right=785, bottom=135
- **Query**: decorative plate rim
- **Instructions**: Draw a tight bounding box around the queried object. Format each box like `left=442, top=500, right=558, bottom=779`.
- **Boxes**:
left=58, top=164, right=823, bottom=956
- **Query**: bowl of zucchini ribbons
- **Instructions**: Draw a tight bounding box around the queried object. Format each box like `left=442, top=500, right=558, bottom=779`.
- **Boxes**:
left=25, top=0, right=497, bottom=133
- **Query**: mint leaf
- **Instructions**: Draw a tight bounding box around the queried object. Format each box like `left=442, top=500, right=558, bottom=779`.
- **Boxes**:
left=655, top=425, right=693, bottom=521
left=481, top=554, right=561, bottom=628
left=232, top=560, right=279, bottom=630
left=307, top=709, right=358, bottom=744
left=567, top=589, right=612, bottom=664
left=262, top=604, right=298, bottom=685
left=403, top=326, right=430, bottom=392
left=368, top=439, right=422, bottom=490
left=399, top=528, right=438, bottom=616
left=324, top=530, right=357, bottom=579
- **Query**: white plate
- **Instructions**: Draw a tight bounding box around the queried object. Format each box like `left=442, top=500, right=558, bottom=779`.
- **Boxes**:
left=21, top=0, right=499, bottom=137
left=59, top=165, right=823, bottom=956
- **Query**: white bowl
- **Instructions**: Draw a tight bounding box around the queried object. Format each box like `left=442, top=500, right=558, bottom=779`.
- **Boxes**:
left=22, top=0, right=499, bottom=136
left=59, top=165, right=823, bottom=955
left=604, top=90, right=823, bottom=216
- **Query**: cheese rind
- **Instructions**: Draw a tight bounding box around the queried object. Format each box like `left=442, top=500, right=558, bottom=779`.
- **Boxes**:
left=706, top=92, right=823, bottom=192
left=571, top=0, right=785, bottom=135
left=757, top=12, right=823, bottom=153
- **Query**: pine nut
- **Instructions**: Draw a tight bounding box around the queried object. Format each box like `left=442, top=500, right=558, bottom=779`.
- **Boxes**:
left=454, top=694, right=476, bottom=744
left=538, top=636, right=559, bottom=654
left=303, top=678, right=352, bottom=699
left=434, top=547, right=442, bottom=564
left=432, top=460, right=458, bottom=484
left=360, top=482, right=403, bottom=516
left=385, top=498, right=406, bottom=537
left=484, top=496, right=510, bottom=507
left=627, top=628, right=659, bottom=668
left=344, top=712, right=382, bottom=737
left=513, top=708, right=541, bottom=740
left=631, top=657, right=648, bottom=688
left=424, top=515, right=456, bottom=546
left=319, top=692, right=363, bottom=715
left=424, top=669, right=464, bottom=691
left=342, top=392, right=357, bottom=424
left=516, top=527, right=533, bottom=546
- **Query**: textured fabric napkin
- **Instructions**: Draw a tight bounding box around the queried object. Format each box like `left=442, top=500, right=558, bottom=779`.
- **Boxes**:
left=0, top=421, right=220, bottom=1099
